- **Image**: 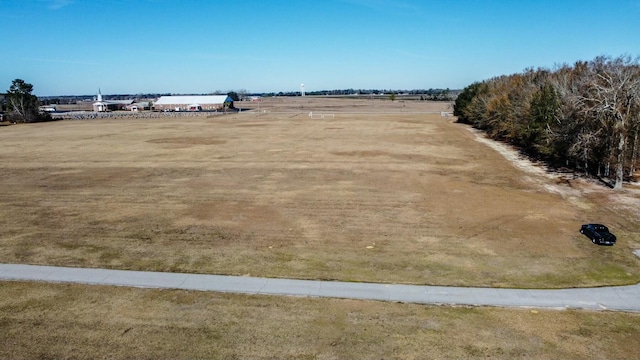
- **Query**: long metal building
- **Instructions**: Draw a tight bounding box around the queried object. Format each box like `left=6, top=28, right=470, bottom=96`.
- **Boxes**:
left=153, top=95, right=233, bottom=112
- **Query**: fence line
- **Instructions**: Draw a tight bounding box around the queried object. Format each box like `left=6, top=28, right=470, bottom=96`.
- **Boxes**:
left=52, top=111, right=229, bottom=121
left=308, top=112, right=335, bottom=119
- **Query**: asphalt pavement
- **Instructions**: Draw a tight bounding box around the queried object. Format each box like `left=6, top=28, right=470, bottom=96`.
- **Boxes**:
left=1, top=264, right=639, bottom=312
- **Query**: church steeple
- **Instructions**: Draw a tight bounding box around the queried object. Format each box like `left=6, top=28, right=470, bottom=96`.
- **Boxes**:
left=97, top=88, right=102, bottom=102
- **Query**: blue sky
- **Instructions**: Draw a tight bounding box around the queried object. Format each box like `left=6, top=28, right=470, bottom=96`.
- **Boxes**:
left=1, top=0, right=638, bottom=96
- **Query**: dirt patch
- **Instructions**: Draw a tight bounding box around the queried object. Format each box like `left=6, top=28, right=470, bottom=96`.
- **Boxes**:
left=235, top=123, right=269, bottom=127
left=147, top=137, right=226, bottom=146
left=469, top=126, right=640, bottom=219
left=331, top=150, right=432, bottom=162
left=183, top=200, right=296, bottom=240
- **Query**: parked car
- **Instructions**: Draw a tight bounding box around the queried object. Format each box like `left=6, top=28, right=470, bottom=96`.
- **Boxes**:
left=580, top=224, right=616, bottom=245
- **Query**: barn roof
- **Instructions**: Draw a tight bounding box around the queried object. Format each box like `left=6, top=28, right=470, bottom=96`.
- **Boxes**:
left=154, top=95, right=232, bottom=105
left=106, top=99, right=135, bottom=105
left=93, top=100, right=134, bottom=105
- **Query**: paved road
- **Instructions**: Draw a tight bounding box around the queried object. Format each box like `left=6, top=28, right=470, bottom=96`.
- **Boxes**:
left=1, top=264, right=639, bottom=312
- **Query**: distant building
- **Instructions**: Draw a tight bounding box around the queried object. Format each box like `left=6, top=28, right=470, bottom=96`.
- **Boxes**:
left=152, top=95, right=233, bottom=112
left=125, top=102, right=151, bottom=112
left=39, top=105, right=57, bottom=112
left=92, top=90, right=134, bottom=112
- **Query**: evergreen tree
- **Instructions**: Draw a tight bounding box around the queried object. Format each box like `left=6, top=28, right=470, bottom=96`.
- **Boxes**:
left=6, top=79, right=40, bottom=123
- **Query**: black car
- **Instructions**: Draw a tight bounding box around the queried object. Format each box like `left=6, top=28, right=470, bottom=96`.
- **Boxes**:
left=580, top=224, right=616, bottom=245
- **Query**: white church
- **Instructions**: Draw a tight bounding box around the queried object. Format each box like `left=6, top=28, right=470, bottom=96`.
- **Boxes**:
left=92, top=90, right=134, bottom=112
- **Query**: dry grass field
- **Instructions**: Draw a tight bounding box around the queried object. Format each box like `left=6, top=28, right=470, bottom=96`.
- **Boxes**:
left=2, top=97, right=640, bottom=358
left=1, top=97, right=639, bottom=288
left=2, top=281, right=639, bottom=360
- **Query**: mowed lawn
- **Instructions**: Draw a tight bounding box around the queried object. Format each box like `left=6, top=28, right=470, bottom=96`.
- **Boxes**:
left=2, top=281, right=639, bottom=360
left=2, top=99, right=640, bottom=359
left=0, top=100, right=639, bottom=288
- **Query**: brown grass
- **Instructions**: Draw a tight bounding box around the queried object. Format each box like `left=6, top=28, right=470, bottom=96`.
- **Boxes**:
left=0, top=97, right=639, bottom=288
left=1, top=281, right=639, bottom=360
left=2, top=97, right=640, bottom=359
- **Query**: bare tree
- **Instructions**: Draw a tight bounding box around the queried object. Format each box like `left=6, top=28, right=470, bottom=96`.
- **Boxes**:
left=236, top=89, right=249, bottom=101
left=576, top=56, right=640, bottom=189
left=456, top=56, right=640, bottom=188
left=630, top=126, right=639, bottom=177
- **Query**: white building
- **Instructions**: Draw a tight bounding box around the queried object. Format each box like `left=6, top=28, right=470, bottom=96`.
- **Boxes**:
left=152, top=95, right=233, bottom=112
left=92, top=90, right=134, bottom=112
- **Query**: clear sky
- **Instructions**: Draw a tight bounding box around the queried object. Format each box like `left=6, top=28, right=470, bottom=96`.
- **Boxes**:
left=1, top=0, right=638, bottom=96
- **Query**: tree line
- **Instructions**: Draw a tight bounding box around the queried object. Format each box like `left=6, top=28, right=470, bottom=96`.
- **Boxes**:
left=258, top=88, right=456, bottom=100
left=454, top=55, right=640, bottom=189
